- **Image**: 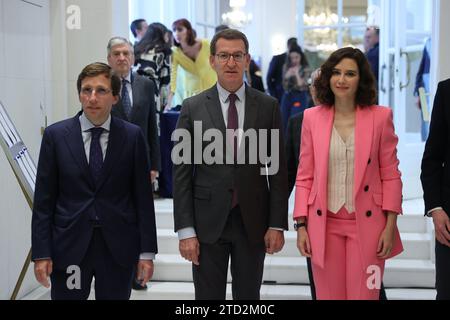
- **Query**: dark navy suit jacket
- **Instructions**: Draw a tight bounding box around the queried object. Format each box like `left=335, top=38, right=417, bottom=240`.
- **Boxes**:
left=31, top=113, right=158, bottom=269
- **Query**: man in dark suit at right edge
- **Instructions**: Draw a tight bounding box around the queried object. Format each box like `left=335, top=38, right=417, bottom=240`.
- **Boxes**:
left=421, top=78, right=450, bottom=300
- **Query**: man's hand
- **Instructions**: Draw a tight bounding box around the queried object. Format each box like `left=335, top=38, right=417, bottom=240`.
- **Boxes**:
left=415, top=96, right=422, bottom=110
left=179, top=237, right=200, bottom=266
left=264, top=229, right=285, bottom=254
left=150, top=171, right=158, bottom=184
left=136, top=260, right=154, bottom=287
left=34, top=259, right=53, bottom=288
left=432, top=209, right=450, bottom=247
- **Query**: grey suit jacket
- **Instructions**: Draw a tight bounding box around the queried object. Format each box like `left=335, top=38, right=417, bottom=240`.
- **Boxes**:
left=173, top=85, right=288, bottom=245
left=112, top=72, right=161, bottom=171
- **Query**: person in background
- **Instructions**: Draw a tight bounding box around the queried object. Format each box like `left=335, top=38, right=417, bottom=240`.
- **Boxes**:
left=421, top=78, right=450, bottom=300
left=285, top=68, right=320, bottom=300
left=130, top=19, right=148, bottom=45
left=267, top=37, right=298, bottom=103
left=294, top=47, right=403, bottom=300
left=414, top=37, right=431, bottom=142
left=168, top=18, right=217, bottom=108
left=280, top=44, right=311, bottom=135
left=135, top=23, right=172, bottom=113
left=107, top=37, right=160, bottom=191
left=248, top=59, right=265, bottom=93
left=364, top=26, right=380, bottom=85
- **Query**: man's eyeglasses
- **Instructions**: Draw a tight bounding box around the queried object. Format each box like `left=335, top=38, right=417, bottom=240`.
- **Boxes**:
left=81, top=87, right=112, bottom=97
left=215, top=52, right=246, bottom=63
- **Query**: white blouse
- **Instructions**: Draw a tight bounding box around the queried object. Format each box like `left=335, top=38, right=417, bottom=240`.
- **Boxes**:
left=327, top=126, right=355, bottom=214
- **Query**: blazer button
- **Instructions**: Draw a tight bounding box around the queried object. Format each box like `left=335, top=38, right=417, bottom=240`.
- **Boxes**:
left=366, top=211, right=372, bottom=217
left=364, top=185, right=369, bottom=192
left=368, top=158, right=372, bottom=165
left=317, top=210, right=322, bottom=216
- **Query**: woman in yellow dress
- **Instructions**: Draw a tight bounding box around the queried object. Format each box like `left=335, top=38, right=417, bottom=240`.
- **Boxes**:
left=168, top=19, right=217, bottom=108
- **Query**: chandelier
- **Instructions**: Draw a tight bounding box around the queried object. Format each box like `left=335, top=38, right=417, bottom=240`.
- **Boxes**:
left=303, top=0, right=349, bottom=53
left=222, top=0, right=253, bottom=29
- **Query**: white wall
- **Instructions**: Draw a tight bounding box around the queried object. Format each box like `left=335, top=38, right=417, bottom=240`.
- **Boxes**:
left=0, top=0, right=52, bottom=300
left=435, top=0, right=450, bottom=82
left=129, top=0, right=191, bottom=39
left=241, top=0, right=298, bottom=89
left=0, top=0, right=130, bottom=300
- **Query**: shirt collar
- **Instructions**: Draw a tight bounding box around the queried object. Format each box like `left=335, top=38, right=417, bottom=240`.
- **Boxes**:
left=217, top=82, right=246, bottom=104
left=122, top=71, right=132, bottom=83
left=80, top=112, right=111, bottom=132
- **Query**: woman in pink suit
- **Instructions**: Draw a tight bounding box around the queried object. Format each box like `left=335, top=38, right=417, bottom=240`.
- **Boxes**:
left=293, top=47, right=403, bottom=300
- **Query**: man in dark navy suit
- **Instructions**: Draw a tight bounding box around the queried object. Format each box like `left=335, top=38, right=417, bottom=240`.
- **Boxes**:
left=267, top=37, right=298, bottom=103
left=31, top=62, right=158, bottom=300
left=421, top=78, right=450, bottom=300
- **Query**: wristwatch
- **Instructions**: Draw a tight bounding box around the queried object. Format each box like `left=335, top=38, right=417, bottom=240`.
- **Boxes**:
left=294, top=221, right=307, bottom=231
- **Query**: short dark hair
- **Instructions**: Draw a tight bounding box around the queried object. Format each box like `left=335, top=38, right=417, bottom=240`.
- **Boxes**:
left=172, top=19, right=196, bottom=47
left=315, top=47, right=377, bottom=107
left=287, top=44, right=309, bottom=68
left=366, top=26, right=380, bottom=36
left=215, top=24, right=230, bottom=34
left=77, top=62, right=121, bottom=97
left=130, top=19, right=147, bottom=38
left=210, top=29, right=249, bottom=56
left=287, top=37, right=298, bottom=50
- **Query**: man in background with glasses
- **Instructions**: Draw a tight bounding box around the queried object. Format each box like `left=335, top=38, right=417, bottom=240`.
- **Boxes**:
left=173, top=29, right=288, bottom=300
left=32, top=62, right=157, bottom=300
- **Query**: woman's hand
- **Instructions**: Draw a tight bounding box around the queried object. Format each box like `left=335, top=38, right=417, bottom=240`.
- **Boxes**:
left=377, top=226, right=394, bottom=259
left=297, top=227, right=312, bottom=258
left=377, top=211, right=398, bottom=259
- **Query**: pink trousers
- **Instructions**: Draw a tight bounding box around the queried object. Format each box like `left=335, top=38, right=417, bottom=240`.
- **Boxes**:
left=311, top=207, right=385, bottom=300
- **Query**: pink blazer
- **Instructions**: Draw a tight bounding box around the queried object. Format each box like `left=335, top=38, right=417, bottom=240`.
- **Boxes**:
left=293, top=105, right=403, bottom=269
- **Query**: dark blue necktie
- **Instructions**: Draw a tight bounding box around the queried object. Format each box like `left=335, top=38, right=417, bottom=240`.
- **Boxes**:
left=227, top=93, right=239, bottom=208
left=89, top=127, right=104, bottom=182
left=121, top=79, right=132, bottom=118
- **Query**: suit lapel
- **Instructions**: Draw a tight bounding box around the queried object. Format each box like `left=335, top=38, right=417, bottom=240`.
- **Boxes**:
left=96, top=116, right=126, bottom=190
left=129, top=73, right=142, bottom=122
left=317, top=106, right=334, bottom=209
left=354, top=106, right=373, bottom=198
left=113, top=99, right=127, bottom=119
left=205, top=87, right=226, bottom=135
left=243, top=86, right=258, bottom=132
left=64, top=113, right=95, bottom=188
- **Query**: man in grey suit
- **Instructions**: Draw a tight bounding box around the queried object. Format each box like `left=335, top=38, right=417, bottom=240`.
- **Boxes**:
left=173, top=29, right=288, bottom=300
left=107, top=37, right=160, bottom=290
left=107, top=37, right=161, bottom=185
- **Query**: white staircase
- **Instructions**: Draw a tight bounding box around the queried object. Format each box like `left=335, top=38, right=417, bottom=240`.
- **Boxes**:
left=149, top=196, right=436, bottom=300
left=21, top=197, right=437, bottom=300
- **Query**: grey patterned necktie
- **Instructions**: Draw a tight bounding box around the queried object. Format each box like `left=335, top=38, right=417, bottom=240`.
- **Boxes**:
left=121, top=78, right=132, bottom=118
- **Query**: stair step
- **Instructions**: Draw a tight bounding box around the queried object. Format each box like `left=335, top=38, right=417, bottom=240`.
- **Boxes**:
left=21, top=282, right=437, bottom=300
left=153, top=254, right=435, bottom=288
left=157, top=229, right=432, bottom=260
left=154, top=199, right=429, bottom=234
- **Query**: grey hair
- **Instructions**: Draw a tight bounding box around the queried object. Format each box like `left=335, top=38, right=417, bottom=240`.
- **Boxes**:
left=107, top=36, right=134, bottom=56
